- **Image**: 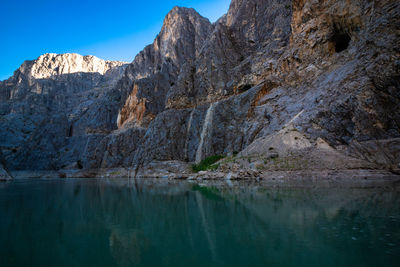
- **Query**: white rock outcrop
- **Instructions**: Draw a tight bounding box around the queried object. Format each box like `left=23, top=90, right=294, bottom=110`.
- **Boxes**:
left=29, top=53, right=127, bottom=79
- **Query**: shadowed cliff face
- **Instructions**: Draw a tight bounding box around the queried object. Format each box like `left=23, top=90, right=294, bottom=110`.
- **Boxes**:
left=0, top=0, right=399, bottom=171
left=166, top=0, right=293, bottom=109
left=0, top=54, right=128, bottom=170
left=116, top=7, right=214, bottom=128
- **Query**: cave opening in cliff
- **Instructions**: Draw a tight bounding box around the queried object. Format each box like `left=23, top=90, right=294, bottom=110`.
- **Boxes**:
left=330, top=29, right=351, bottom=53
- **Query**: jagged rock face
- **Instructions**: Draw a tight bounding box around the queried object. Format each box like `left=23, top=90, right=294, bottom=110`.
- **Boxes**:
left=134, top=83, right=272, bottom=164
left=245, top=0, right=400, bottom=168
left=0, top=53, right=127, bottom=170
left=166, top=0, right=293, bottom=108
left=133, top=7, right=213, bottom=78
left=134, top=0, right=400, bottom=168
left=116, top=7, right=213, bottom=128
left=2, top=53, right=126, bottom=101
left=0, top=0, right=399, bottom=171
left=284, top=0, right=400, bottom=143
left=29, top=53, right=125, bottom=79
left=87, top=127, right=146, bottom=168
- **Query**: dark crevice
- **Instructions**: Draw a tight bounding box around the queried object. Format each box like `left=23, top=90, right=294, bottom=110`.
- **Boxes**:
left=68, top=125, right=73, bottom=137
left=77, top=160, right=83, bottom=169
left=330, top=29, right=351, bottom=53
left=238, top=84, right=254, bottom=93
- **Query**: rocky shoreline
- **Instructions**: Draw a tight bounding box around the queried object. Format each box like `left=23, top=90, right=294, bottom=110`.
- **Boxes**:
left=7, top=166, right=399, bottom=189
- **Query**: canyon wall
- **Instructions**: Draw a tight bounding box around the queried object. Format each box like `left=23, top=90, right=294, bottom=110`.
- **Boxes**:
left=0, top=0, right=399, bottom=172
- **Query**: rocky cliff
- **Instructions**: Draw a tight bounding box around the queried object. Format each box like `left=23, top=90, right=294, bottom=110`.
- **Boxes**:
left=0, top=53, right=127, bottom=170
left=0, top=0, right=399, bottom=175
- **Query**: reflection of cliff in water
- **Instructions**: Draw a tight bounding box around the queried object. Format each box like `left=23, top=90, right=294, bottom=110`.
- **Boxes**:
left=0, top=179, right=399, bottom=267
left=109, top=229, right=151, bottom=267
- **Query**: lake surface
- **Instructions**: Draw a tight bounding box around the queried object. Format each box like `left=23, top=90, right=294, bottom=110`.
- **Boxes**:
left=0, top=178, right=399, bottom=267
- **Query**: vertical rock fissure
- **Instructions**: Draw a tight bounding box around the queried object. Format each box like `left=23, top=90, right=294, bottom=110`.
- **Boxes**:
left=195, top=102, right=216, bottom=163
left=68, top=125, right=73, bottom=137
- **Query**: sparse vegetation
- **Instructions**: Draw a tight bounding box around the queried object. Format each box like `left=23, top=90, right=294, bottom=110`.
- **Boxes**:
left=191, top=155, right=225, bottom=172
left=257, top=155, right=311, bottom=170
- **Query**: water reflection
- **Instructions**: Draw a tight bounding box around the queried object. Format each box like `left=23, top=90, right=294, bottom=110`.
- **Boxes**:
left=0, top=178, right=399, bottom=267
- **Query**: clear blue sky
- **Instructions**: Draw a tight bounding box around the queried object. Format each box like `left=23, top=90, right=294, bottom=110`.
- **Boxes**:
left=0, top=0, right=231, bottom=81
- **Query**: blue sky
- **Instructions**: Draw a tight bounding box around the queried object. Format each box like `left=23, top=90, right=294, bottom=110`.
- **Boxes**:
left=0, top=0, right=231, bottom=81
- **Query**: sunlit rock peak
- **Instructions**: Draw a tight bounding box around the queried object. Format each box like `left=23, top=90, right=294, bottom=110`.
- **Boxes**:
left=26, top=53, right=127, bottom=79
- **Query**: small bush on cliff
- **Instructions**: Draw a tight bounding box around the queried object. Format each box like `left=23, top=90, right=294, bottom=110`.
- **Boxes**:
left=192, top=155, right=225, bottom=172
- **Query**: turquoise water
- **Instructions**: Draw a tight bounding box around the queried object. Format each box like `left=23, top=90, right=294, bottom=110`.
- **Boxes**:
left=0, top=179, right=399, bottom=267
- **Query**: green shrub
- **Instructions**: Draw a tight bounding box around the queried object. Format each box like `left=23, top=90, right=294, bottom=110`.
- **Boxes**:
left=191, top=155, right=225, bottom=172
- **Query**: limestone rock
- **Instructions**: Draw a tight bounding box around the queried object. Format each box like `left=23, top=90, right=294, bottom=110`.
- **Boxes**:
left=29, top=53, right=126, bottom=79
left=0, top=53, right=127, bottom=170
left=0, top=0, right=399, bottom=174
left=166, top=0, right=293, bottom=108
left=116, top=6, right=214, bottom=128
